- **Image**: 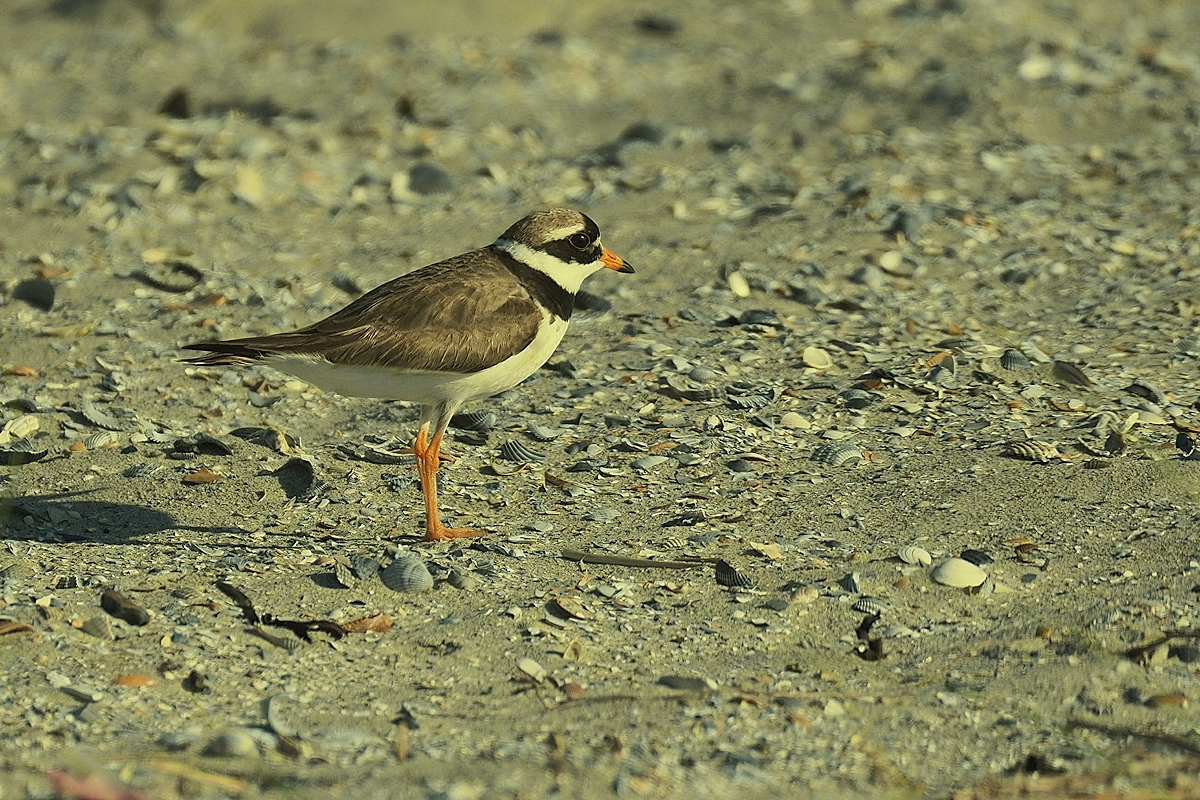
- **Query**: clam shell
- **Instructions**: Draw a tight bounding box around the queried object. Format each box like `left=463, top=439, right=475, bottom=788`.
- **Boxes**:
left=812, top=442, right=864, bottom=467
left=498, top=439, right=544, bottom=464
left=727, top=392, right=773, bottom=409
left=959, top=548, right=994, bottom=567
left=931, top=558, right=987, bottom=589
left=1004, top=440, right=1060, bottom=462
left=379, top=554, right=433, bottom=593
left=451, top=411, right=497, bottom=432
left=999, top=348, right=1031, bottom=371
left=715, top=559, right=753, bottom=588
left=84, top=431, right=121, bottom=450
left=897, top=545, right=932, bottom=566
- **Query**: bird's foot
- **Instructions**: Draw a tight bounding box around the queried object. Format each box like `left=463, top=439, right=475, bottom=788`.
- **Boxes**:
left=422, top=525, right=488, bottom=542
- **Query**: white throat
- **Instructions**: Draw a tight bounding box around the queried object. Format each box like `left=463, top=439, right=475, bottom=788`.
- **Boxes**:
left=494, top=238, right=603, bottom=294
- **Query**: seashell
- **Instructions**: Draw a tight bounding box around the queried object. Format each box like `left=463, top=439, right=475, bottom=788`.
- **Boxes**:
left=527, top=424, right=565, bottom=442
left=999, top=349, right=1031, bottom=371
left=79, top=615, right=114, bottom=640
left=897, top=545, right=932, bottom=566
left=1124, top=381, right=1167, bottom=405
left=811, top=442, right=863, bottom=467
left=738, top=309, right=784, bottom=328
left=1176, top=431, right=1197, bottom=457
left=959, top=548, right=994, bottom=567
left=841, top=388, right=874, bottom=409
left=715, top=559, right=753, bottom=588
left=631, top=455, right=669, bottom=471
left=931, top=558, right=987, bottom=589
left=349, top=555, right=380, bottom=581
left=583, top=508, right=621, bottom=523
left=0, top=414, right=39, bottom=442
left=802, top=346, right=833, bottom=369
left=688, top=366, right=719, bottom=383
left=229, top=426, right=298, bottom=454
left=332, top=560, right=357, bottom=589
left=84, top=431, right=121, bottom=450
left=1051, top=360, right=1093, bottom=387
left=451, top=411, right=497, bottom=432
left=1004, top=440, right=1060, bottom=462
left=123, top=463, right=160, bottom=478
left=80, top=399, right=128, bottom=431
left=0, top=439, right=49, bottom=465
left=174, top=433, right=232, bottom=456
left=498, top=439, right=544, bottom=464
left=1178, top=336, right=1200, bottom=357
left=727, top=392, right=773, bottom=409
left=852, top=597, right=886, bottom=616
left=837, top=571, right=861, bottom=593
left=378, top=554, right=433, bottom=593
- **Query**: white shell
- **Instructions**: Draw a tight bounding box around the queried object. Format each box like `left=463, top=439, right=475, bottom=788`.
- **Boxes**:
left=931, top=558, right=987, bottom=589
left=1004, top=440, right=1060, bottom=462
left=897, top=545, right=932, bottom=566
left=379, top=554, right=433, bottom=593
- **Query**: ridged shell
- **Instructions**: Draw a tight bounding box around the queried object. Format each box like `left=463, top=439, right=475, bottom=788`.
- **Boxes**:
left=959, top=548, right=994, bottom=567
left=498, top=439, right=544, bottom=463
left=1178, top=336, right=1200, bottom=357
left=631, top=455, right=670, bottom=471
left=1004, top=440, right=1060, bottom=462
left=852, top=597, right=886, bottom=616
left=527, top=424, right=565, bottom=442
left=349, top=555, right=380, bottom=581
left=931, top=558, right=987, bottom=589
left=897, top=545, right=932, bottom=566
left=837, top=571, right=861, bottom=593
left=84, top=431, right=121, bottom=450
left=451, top=411, right=497, bottom=432
left=727, top=393, right=773, bottom=409
left=80, top=399, right=127, bottom=431
left=378, top=554, right=433, bottom=593
left=812, top=442, right=864, bottom=467
left=715, top=559, right=753, bottom=588
left=999, top=348, right=1031, bottom=371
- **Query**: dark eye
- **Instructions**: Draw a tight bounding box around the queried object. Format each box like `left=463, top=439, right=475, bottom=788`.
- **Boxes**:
left=568, top=232, right=592, bottom=250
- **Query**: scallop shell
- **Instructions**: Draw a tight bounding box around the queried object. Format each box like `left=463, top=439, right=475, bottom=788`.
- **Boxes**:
left=852, top=597, right=886, bottom=616
left=1004, top=440, right=1060, bottom=462
left=715, top=559, right=753, bottom=588
left=84, top=431, right=121, bottom=450
left=498, top=439, right=544, bottom=464
left=727, top=393, right=773, bottom=409
left=527, top=424, right=565, bottom=442
left=999, top=348, right=1031, bottom=371
left=897, top=545, right=932, bottom=566
left=349, top=555, right=380, bottom=581
left=80, top=398, right=128, bottom=431
left=812, top=442, right=864, bottom=467
left=1178, top=336, right=1200, bottom=357
left=931, top=558, right=987, bottom=589
left=451, top=411, right=497, bottom=432
left=378, top=554, right=433, bottom=593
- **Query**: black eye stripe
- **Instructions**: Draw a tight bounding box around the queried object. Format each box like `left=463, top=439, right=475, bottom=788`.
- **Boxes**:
left=542, top=238, right=600, bottom=265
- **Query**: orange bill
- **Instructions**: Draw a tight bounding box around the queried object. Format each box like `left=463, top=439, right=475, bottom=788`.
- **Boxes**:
left=601, top=247, right=635, bottom=273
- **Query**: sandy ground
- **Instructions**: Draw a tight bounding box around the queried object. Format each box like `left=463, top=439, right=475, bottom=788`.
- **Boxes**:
left=3, top=1, right=1200, bottom=798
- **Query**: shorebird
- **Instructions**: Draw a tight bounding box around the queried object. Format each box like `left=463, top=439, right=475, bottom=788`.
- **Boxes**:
left=183, top=208, right=632, bottom=541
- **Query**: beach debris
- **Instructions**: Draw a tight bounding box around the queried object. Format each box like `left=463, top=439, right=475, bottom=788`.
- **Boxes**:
left=931, top=558, right=988, bottom=589
left=1004, top=440, right=1062, bottom=462
left=100, top=588, right=150, bottom=626
left=379, top=554, right=433, bottom=593
left=897, top=545, right=932, bottom=566
left=812, top=442, right=864, bottom=467
left=715, top=559, right=753, bottom=588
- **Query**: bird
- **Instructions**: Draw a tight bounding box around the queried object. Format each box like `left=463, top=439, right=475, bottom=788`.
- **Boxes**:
left=182, top=208, right=633, bottom=542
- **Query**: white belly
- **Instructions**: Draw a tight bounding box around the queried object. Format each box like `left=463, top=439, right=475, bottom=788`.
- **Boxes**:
left=266, top=316, right=569, bottom=405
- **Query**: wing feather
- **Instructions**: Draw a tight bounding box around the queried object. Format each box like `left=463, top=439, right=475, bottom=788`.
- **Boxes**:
left=183, top=248, right=543, bottom=374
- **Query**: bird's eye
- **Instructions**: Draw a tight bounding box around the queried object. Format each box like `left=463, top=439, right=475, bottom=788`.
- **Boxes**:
left=568, top=232, right=592, bottom=250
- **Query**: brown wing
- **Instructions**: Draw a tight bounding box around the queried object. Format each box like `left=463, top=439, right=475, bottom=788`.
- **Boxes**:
left=183, top=248, right=543, bottom=374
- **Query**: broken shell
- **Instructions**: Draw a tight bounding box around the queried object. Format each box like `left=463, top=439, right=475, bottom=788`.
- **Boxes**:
left=379, top=554, right=433, bottom=593
left=812, top=442, right=863, bottom=467
left=498, top=439, right=544, bottom=464
left=897, top=545, right=932, bottom=566
left=1051, top=360, right=1093, bottom=387
left=852, top=597, right=886, bottom=616
left=451, top=411, right=497, bottom=432
left=715, top=559, right=753, bottom=588
left=137, top=261, right=203, bottom=293
left=1004, top=440, right=1060, bottom=462
left=631, top=455, right=670, bottom=471
left=959, top=548, right=994, bottom=567
left=349, top=555, right=380, bottom=581
left=84, top=431, right=121, bottom=450
left=931, top=558, right=988, bottom=589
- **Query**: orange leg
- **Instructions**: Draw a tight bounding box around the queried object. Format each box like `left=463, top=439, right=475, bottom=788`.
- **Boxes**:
left=414, top=420, right=487, bottom=542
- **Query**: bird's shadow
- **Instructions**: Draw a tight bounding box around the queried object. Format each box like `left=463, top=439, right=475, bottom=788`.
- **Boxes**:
left=1, top=488, right=246, bottom=545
